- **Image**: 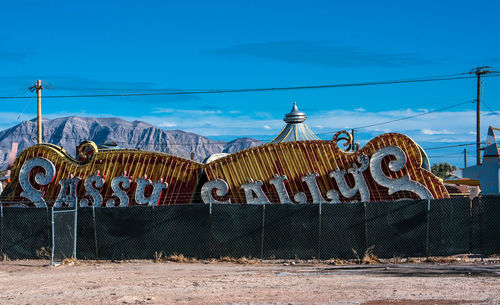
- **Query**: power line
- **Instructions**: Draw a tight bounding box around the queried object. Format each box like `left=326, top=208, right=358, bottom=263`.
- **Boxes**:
left=427, top=154, right=470, bottom=158
left=316, top=100, right=475, bottom=135
left=1, top=73, right=499, bottom=100
left=428, top=156, right=474, bottom=159
left=424, top=142, right=481, bottom=150
left=482, top=100, right=500, bottom=119
left=2, top=99, right=481, bottom=147
left=44, top=72, right=471, bottom=92
left=14, top=132, right=486, bottom=151
left=352, top=100, right=474, bottom=130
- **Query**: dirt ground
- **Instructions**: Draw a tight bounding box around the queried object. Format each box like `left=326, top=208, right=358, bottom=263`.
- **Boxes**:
left=0, top=259, right=499, bottom=305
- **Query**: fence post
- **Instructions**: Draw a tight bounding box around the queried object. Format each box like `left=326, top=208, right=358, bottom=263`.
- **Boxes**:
left=318, top=202, right=322, bottom=259
left=363, top=202, right=368, bottom=252
left=0, top=203, right=3, bottom=257
left=469, top=198, right=473, bottom=254
left=46, top=204, right=51, bottom=261
left=426, top=198, right=431, bottom=258
left=51, top=207, right=55, bottom=265
left=479, top=197, right=484, bottom=254
left=207, top=203, right=213, bottom=258
left=73, top=198, right=78, bottom=258
left=260, top=204, right=265, bottom=259
left=92, top=205, right=98, bottom=259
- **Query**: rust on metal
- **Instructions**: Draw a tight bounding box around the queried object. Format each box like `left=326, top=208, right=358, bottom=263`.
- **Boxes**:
left=204, top=133, right=449, bottom=203
left=2, top=132, right=449, bottom=206
left=2, top=143, right=202, bottom=206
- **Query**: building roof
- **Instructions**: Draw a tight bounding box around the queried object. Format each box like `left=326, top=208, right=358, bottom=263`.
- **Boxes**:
left=269, top=102, right=320, bottom=143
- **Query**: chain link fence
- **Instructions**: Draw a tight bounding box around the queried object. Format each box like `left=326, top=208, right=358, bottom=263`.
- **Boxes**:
left=0, top=197, right=499, bottom=260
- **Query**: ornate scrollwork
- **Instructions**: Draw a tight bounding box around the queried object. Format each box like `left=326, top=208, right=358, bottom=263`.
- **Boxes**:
left=332, top=130, right=353, bottom=151
left=76, top=141, right=98, bottom=163
left=369, top=146, right=433, bottom=200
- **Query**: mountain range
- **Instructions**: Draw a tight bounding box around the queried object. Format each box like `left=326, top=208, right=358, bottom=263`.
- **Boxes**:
left=0, top=116, right=264, bottom=167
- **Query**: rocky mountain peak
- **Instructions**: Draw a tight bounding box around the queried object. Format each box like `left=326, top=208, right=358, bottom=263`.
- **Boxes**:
left=0, top=116, right=264, bottom=167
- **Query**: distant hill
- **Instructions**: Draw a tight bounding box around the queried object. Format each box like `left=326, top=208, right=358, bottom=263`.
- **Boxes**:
left=0, top=116, right=264, bottom=167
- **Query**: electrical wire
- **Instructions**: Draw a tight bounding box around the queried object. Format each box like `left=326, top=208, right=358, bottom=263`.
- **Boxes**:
left=427, top=154, right=470, bottom=158
left=424, top=142, right=480, bottom=150
left=354, top=101, right=474, bottom=130
left=1, top=73, right=499, bottom=100
left=10, top=133, right=485, bottom=152
left=316, top=100, right=475, bottom=135
left=482, top=100, right=500, bottom=119
left=45, top=72, right=473, bottom=92
left=457, top=149, right=464, bottom=167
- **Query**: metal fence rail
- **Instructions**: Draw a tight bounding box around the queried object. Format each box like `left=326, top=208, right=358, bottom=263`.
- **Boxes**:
left=0, top=197, right=499, bottom=260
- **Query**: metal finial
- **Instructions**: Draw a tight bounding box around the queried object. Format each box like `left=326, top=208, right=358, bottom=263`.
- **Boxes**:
left=284, top=102, right=306, bottom=123
left=269, top=102, right=319, bottom=143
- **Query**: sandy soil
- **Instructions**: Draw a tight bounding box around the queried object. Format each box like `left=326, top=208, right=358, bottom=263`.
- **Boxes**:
left=0, top=260, right=499, bottom=305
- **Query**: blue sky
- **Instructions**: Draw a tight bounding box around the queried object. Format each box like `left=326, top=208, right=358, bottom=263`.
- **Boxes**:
left=1, top=0, right=500, bottom=167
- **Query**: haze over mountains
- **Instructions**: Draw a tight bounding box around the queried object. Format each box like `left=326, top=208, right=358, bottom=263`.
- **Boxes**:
left=0, top=116, right=264, bottom=167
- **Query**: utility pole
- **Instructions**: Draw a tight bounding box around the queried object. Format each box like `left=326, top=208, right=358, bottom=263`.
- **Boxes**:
left=29, top=80, right=43, bottom=144
left=470, top=67, right=493, bottom=165
left=35, top=80, right=43, bottom=144
left=351, top=129, right=355, bottom=151
left=464, top=148, right=467, bottom=168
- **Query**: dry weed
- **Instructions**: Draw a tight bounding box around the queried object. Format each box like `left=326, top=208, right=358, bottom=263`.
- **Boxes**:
left=361, top=245, right=379, bottom=264
left=218, top=256, right=257, bottom=264
left=352, top=248, right=361, bottom=264
left=36, top=247, right=51, bottom=259
left=424, top=256, right=464, bottom=264
left=327, top=258, right=347, bottom=265
left=389, top=256, right=403, bottom=264
left=61, top=257, right=78, bottom=265
left=153, top=251, right=163, bottom=263
left=164, top=253, right=197, bottom=263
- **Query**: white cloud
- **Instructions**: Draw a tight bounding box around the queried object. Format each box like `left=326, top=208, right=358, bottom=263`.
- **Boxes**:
left=229, top=110, right=240, bottom=114
left=152, top=108, right=175, bottom=113
left=153, top=108, right=222, bottom=115
left=354, top=107, right=365, bottom=112
left=1, top=106, right=497, bottom=148
left=254, top=112, right=272, bottom=118
left=158, top=122, right=177, bottom=127
left=421, top=129, right=454, bottom=135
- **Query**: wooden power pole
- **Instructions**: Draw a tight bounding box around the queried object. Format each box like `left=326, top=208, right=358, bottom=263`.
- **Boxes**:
left=351, top=129, right=355, bottom=151
left=470, top=67, right=493, bottom=165
left=35, top=80, right=43, bottom=144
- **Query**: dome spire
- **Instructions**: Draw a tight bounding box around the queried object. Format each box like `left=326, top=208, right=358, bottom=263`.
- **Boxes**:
left=269, top=102, right=319, bottom=143
left=284, top=101, right=306, bottom=124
